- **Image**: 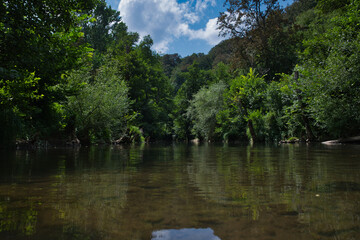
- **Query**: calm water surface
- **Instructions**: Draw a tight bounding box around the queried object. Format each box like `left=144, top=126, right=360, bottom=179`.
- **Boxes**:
left=0, top=143, right=360, bottom=240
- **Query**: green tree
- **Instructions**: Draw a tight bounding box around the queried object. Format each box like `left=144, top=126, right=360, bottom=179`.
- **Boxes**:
left=82, top=0, right=122, bottom=53
left=81, top=0, right=127, bottom=70
left=296, top=0, right=360, bottom=138
left=108, top=34, right=174, bottom=140
left=65, top=63, right=130, bottom=144
left=187, top=81, right=227, bottom=141
left=207, top=39, right=233, bottom=67
left=0, top=0, right=96, bottom=143
left=226, top=68, right=267, bottom=142
left=161, top=54, right=182, bottom=78
left=172, top=62, right=214, bottom=140
left=218, top=0, right=298, bottom=80
left=265, top=73, right=314, bottom=141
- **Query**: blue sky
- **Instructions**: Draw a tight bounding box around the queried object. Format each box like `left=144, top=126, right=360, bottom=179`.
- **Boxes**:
left=106, top=0, right=294, bottom=57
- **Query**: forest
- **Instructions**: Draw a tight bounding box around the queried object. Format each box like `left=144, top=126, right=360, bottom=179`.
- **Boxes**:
left=1, top=0, right=359, bottom=146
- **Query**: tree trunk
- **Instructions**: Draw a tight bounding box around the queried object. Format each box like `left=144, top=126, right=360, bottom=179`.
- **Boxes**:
left=302, top=114, right=316, bottom=141
left=248, top=119, right=257, bottom=143
left=294, top=71, right=316, bottom=141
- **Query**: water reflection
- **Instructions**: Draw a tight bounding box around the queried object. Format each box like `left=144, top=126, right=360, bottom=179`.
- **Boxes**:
left=185, top=144, right=360, bottom=238
left=152, top=228, right=220, bottom=240
left=0, top=144, right=359, bottom=239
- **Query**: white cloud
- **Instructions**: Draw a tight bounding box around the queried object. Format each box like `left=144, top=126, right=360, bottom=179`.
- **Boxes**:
left=118, top=0, right=224, bottom=53
left=186, top=18, right=220, bottom=45
left=195, top=0, right=216, bottom=12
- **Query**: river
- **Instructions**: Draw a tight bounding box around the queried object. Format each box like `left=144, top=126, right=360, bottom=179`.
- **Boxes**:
left=0, top=143, right=359, bottom=240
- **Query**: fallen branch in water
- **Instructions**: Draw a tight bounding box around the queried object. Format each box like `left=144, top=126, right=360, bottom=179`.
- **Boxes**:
left=322, top=136, right=360, bottom=144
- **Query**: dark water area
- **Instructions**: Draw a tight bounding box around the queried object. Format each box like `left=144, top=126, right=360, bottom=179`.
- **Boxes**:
left=0, top=143, right=359, bottom=240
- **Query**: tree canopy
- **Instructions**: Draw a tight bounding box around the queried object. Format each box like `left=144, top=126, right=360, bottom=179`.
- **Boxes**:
left=1, top=0, right=359, bottom=146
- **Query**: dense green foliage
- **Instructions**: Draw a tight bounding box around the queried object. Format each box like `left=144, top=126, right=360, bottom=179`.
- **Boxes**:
left=1, top=0, right=359, bottom=146
left=187, top=81, right=227, bottom=141
left=65, top=64, right=129, bottom=144
left=1, top=0, right=97, bottom=144
left=173, top=0, right=360, bottom=142
left=296, top=0, right=360, bottom=138
left=1, top=0, right=172, bottom=145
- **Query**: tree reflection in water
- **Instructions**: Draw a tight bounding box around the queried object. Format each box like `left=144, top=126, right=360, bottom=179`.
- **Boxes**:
left=0, top=144, right=359, bottom=239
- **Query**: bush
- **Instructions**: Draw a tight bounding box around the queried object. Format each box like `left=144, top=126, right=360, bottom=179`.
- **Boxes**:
left=65, top=63, right=129, bottom=144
